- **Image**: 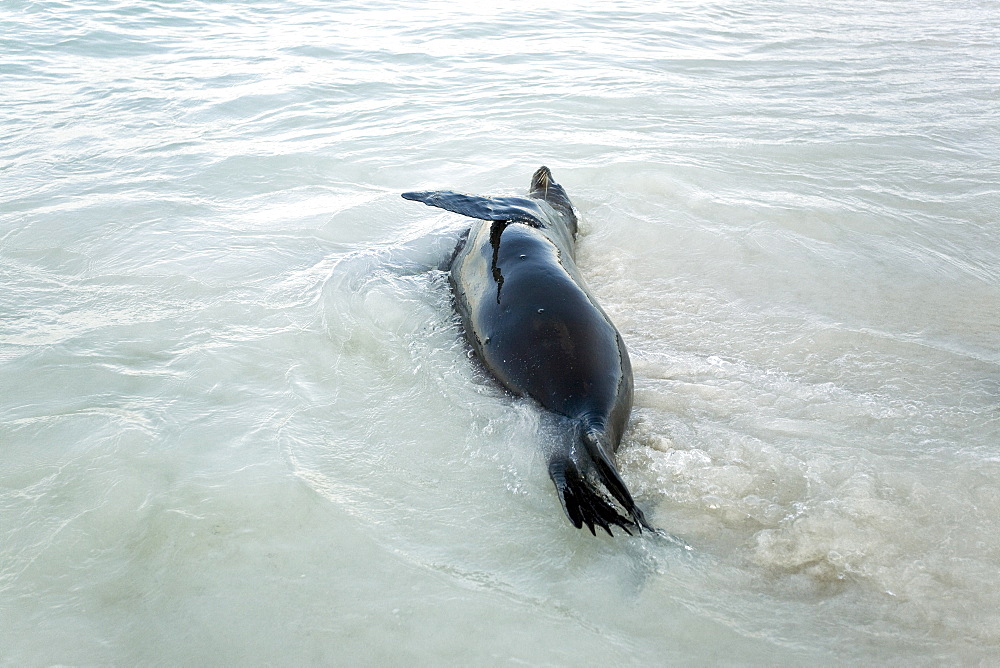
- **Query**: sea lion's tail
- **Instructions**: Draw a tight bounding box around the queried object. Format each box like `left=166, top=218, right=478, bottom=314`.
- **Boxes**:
left=548, top=428, right=652, bottom=536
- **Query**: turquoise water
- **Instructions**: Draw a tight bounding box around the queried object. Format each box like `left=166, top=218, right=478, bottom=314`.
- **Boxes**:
left=2, top=0, right=999, bottom=663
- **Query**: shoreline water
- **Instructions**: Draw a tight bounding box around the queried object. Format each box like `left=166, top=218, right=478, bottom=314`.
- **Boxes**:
left=2, top=0, right=999, bottom=663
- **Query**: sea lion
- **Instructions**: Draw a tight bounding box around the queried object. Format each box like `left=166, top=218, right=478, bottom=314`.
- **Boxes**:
left=403, top=166, right=650, bottom=536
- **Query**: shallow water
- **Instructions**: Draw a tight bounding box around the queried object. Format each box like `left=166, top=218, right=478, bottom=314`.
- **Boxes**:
left=2, top=0, right=999, bottom=663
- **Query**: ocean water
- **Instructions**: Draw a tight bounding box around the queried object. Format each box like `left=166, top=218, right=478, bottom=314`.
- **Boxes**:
left=2, top=0, right=999, bottom=663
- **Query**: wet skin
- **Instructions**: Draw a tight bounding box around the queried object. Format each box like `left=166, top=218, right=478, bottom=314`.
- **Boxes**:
left=403, top=167, right=650, bottom=535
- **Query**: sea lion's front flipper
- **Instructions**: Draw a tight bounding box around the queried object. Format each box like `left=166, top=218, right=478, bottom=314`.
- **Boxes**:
left=402, top=191, right=547, bottom=226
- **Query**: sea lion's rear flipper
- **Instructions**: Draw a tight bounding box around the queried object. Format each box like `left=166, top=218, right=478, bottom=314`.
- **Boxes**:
left=547, top=430, right=653, bottom=536
left=549, top=459, right=628, bottom=536
left=402, top=191, right=548, bottom=226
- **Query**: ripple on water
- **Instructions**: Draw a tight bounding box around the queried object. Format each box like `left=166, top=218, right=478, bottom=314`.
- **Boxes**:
left=2, top=0, right=1000, bottom=663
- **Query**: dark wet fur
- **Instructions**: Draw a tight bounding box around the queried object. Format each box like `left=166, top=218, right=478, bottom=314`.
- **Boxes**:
left=403, top=166, right=653, bottom=537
